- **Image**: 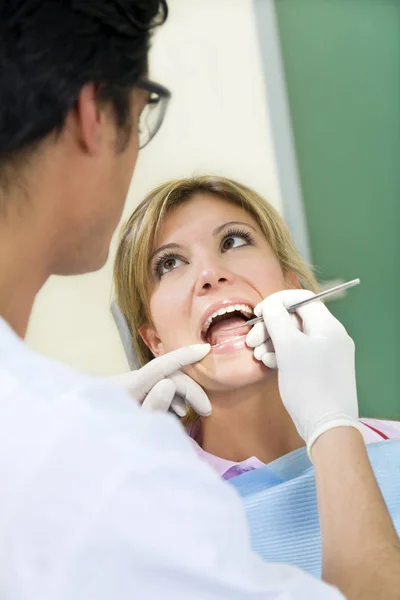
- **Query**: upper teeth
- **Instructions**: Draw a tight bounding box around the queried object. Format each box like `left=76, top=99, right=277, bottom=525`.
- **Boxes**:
left=202, top=304, right=253, bottom=334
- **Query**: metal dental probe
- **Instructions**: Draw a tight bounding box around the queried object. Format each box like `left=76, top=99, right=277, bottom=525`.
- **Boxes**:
left=221, top=278, right=361, bottom=331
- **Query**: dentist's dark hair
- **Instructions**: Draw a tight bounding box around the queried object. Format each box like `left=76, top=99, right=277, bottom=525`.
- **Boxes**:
left=0, top=0, right=168, bottom=196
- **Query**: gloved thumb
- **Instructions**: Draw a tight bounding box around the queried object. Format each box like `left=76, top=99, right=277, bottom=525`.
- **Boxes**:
left=133, top=343, right=211, bottom=400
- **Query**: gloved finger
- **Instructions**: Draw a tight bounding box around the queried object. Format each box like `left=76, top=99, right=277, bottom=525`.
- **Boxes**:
left=295, top=301, right=348, bottom=338
left=254, top=289, right=316, bottom=318
left=249, top=298, right=304, bottom=350
left=246, top=321, right=268, bottom=348
left=253, top=341, right=274, bottom=361
left=170, top=395, right=187, bottom=418
left=169, top=371, right=212, bottom=416
left=134, top=344, right=211, bottom=400
left=261, top=352, right=277, bottom=369
left=141, top=378, right=176, bottom=412
left=254, top=290, right=315, bottom=349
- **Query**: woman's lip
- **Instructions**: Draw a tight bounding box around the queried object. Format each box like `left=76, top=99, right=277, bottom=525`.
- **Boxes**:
left=201, top=323, right=251, bottom=345
left=209, top=333, right=250, bottom=354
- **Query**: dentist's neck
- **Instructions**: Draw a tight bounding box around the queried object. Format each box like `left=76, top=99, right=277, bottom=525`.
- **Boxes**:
left=197, top=373, right=305, bottom=464
left=0, top=209, right=50, bottom=338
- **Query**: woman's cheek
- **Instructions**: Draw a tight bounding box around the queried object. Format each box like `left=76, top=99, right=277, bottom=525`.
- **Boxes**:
left=150, top=292, right=175, bottom=329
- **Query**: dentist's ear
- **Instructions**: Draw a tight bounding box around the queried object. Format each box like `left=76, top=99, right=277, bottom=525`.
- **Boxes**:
left=139, top=325, right=165, bottom=358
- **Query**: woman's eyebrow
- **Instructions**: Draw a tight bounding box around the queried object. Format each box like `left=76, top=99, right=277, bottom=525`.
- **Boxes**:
left=150, top=242, right=182, bottom=261
left=151, top=221, right=256, bottom=260
left=213, top=221, right=257, bottom=235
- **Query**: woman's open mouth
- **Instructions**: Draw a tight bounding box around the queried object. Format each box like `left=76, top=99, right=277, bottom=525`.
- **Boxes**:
left=201, top=303, right=255, bottom=347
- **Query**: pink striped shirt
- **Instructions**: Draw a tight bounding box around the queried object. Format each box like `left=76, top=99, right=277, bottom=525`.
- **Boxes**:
left=189, top=418, right=400, bottom=480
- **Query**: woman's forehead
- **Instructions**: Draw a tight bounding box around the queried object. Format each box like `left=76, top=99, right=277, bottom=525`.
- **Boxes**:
left=154, top=194, right=259, bottom=245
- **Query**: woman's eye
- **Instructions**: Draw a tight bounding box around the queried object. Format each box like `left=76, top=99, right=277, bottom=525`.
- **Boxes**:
left=222, top=235, right=249, bottom=251
left=157, top=255, right=185, bottom=277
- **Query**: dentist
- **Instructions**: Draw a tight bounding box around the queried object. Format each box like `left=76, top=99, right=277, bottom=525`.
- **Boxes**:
left=0, top=2, right=399, bottom=600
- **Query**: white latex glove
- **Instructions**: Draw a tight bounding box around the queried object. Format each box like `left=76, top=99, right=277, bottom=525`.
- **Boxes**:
left=246, top=289, right=362, bottom=453
left=109, top=344, right=211, bottom=418
left=246, top=307, right=301, bottom=370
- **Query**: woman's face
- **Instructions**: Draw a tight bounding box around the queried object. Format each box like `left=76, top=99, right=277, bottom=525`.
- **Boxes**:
left=140, top=194, right=297, bottom=392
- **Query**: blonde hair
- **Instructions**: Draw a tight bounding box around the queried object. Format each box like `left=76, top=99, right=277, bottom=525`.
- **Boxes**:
left=114, top=176, right=317, bottom=424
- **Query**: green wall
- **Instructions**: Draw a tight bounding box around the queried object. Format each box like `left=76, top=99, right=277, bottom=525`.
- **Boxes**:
left=271, top=0, right=400, bottom=417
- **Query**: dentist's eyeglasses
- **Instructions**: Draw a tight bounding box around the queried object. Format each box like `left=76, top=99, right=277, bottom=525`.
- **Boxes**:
left=136, top=79, right=171, bottom=149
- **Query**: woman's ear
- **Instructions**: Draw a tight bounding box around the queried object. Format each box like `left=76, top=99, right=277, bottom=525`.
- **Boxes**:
left=285, top=272, right=302, bottom=289
left=139, top=325, right=165, bottom=358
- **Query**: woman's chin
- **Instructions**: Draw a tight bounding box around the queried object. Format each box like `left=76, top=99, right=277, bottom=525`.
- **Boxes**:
left=187, top=347, right=271, bottom=392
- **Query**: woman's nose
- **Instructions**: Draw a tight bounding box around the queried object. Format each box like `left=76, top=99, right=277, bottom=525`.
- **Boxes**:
left=195, top=266, right=233, bottom=295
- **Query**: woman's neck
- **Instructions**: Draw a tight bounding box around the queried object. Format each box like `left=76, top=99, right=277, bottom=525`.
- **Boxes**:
left=197, top=373, right=305, bottom=465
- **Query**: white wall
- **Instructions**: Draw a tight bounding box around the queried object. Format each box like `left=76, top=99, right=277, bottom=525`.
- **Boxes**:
left=26, top=0, right=283, bottom=375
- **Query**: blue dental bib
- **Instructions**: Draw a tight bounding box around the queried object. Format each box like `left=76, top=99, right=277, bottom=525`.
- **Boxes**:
left=228, top=441, right=400, bottom=577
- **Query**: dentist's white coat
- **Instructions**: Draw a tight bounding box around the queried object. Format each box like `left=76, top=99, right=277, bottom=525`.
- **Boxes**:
left=0, top=318, right=342, bottom=600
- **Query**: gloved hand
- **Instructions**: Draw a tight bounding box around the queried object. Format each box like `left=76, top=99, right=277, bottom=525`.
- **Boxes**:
left=109, top=344, right=211, bottom=418
left=246, top=307, right=302, bottom=370
left=246, top=289, right=362, bottom=454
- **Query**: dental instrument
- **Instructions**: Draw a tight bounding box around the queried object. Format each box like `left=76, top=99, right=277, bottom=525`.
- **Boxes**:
left=222, top=278, right=361, bottom=331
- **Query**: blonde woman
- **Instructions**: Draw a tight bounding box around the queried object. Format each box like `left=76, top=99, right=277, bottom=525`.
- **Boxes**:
left=114, top=175, right=400, bottom=467
left=113, top=175, right=400, bottom=597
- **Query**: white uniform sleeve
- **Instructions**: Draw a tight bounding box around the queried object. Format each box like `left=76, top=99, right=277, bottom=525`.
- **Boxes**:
left=2, top=380, right=344, bottom=600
